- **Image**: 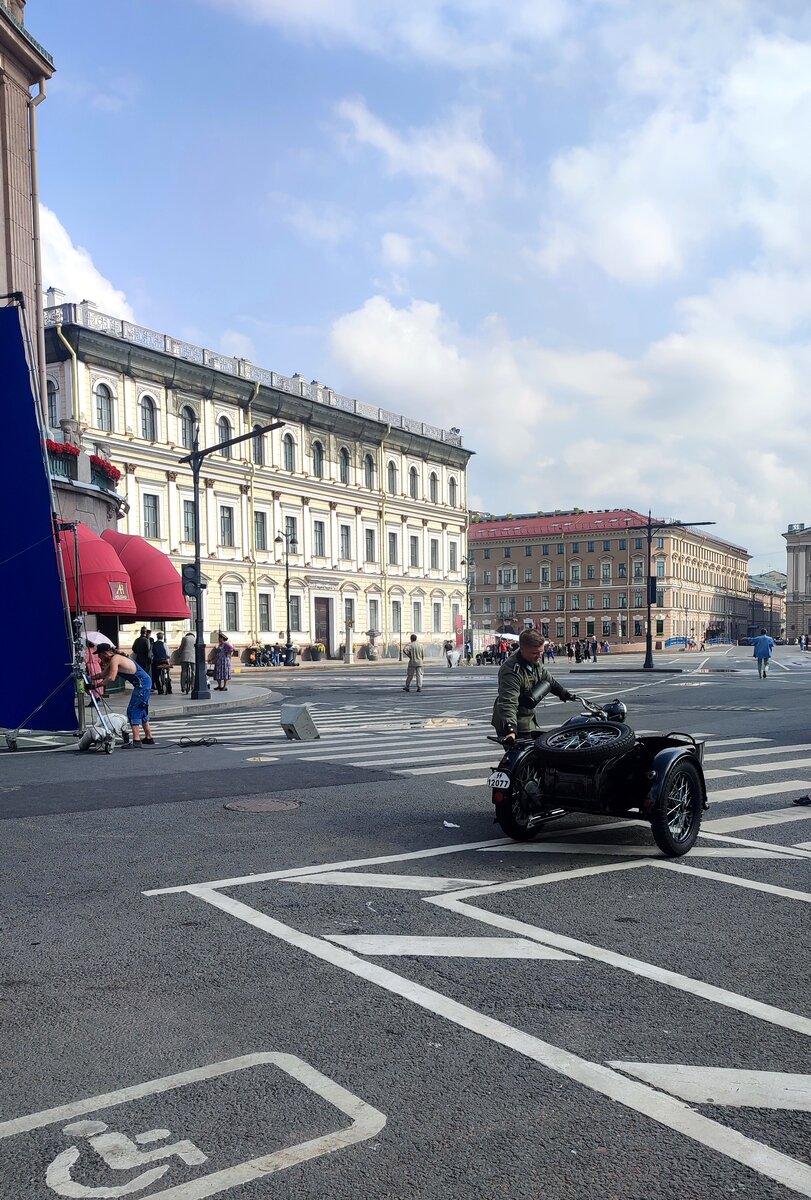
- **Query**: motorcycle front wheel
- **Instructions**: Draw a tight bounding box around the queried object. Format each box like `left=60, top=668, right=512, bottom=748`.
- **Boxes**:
left=650, top=759, right=704, bottom=856
left=495, top=756, right=544, bottom=841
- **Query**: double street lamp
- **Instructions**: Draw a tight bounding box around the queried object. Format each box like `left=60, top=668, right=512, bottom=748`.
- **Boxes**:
left=461, top=556, right=473, bottom=661
left=179, top=418, right=283, bottom=699
left=274, top=528, right=298, bottom=664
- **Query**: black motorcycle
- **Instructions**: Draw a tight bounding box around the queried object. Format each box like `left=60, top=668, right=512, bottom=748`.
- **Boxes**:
left=487, top=686, right=707, bottom=856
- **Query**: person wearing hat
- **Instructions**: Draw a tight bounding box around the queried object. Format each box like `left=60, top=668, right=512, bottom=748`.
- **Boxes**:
left=93, top=646, right=155, bottom=746
left=132, top=626, right=153, bottom=674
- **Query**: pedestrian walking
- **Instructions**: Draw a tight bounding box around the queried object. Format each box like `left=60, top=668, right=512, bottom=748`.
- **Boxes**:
left=403, top=633, right=424, bottom=693
left=178, top=630, right=196, bottom=693
left=752, top=628, right=775, bottom=679
left=443, top=638, right=454, bottom=668
left=591, top=637, right=598, bottom=660
left=151, top=632, right=172, bottom=694
left=213, top=631, right=234, bottom=691
left=566, top=642, right=574, bottom=663
left=94, top=645, right=155, bottom=746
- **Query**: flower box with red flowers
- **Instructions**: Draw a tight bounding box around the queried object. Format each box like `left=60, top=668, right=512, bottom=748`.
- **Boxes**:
left=46, top=439, right=80, bottom=456
left=89, top=454, right=122, bottom=488
left=46, top=439, right=81, bottom=479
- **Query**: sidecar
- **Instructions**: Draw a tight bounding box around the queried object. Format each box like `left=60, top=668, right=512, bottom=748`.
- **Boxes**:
left=528, top=715, right=708, bottom=855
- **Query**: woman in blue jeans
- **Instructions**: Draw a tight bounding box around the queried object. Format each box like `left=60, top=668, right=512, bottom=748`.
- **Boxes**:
left=95, top=646, right=155, bottom=745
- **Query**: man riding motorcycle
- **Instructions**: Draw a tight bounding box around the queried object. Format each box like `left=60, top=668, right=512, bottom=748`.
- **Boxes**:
left=491, top=629, right=577, bottom=747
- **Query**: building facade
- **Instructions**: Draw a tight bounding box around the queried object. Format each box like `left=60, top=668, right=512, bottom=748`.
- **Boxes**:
left=468, top=510, right=750, bottom=648
left=783, top=523, right=811, bottom=639
left=747, top=572, right=786, bottom=639
left=43, top=300, right=471, bottom=657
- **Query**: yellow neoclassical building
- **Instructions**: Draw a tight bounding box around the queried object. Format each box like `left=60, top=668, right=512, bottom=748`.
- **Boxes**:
left=44, top=298, right=472, bottom=658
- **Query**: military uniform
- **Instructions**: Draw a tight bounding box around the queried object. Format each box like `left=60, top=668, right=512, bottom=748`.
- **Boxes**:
left=491, top=649, right=574, bottom=737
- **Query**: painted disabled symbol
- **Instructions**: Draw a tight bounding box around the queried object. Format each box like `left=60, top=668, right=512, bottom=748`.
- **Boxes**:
left=46, top=1119, right=207, bottom=1198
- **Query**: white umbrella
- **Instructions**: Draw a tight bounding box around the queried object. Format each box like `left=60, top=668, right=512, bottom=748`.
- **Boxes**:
left=85, top=630, right=115, bottom=650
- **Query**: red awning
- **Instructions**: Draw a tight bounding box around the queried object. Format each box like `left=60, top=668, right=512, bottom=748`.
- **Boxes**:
left=101, top=530, right=191, bottom=621
left=59, top=523, right=137, bottom=615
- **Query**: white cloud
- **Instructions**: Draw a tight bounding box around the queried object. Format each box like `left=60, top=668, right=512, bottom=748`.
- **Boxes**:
left=39, top=206, right=135, bottom=320
left=381, top=232, right=415, bottom=269
left=219, top=329, right=256, bottom=358
left=330, top=293, right=808, bottom=559
left=275, top=194, right=353, bottom=243
left=336, top=99, right=499, bottom=199
left=202, top=0, right=569, bottom=67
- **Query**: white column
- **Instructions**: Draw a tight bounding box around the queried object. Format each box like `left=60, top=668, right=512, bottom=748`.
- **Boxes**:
left=166, top=472, right=178, bottom=551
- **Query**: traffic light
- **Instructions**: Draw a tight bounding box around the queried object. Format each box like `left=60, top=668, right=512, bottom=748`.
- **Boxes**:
left=182, top=563, right=203, bottom=598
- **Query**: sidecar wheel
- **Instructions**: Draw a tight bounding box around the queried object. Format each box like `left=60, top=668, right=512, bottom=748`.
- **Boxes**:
left=535, top=721, right=634, bottom=766
left=495, top=757, right=542, bottom=841
left=650, top=759, right=704, bottom=856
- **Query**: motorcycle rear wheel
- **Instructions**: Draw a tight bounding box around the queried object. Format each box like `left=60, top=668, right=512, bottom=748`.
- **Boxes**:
left=650, top=759, right=704, bottom=856
left=495, top=757, right=544, bottom=841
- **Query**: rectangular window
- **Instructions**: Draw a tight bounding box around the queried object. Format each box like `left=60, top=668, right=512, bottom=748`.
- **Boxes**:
left=618, top=592, right=627, bottom=608
left=542, top=545, right=549, bottom=555
left=656, top=537, right=664, bottom=549
left=387, top=531, right=398, bottom=565
left=344, top=598, right=354, bottom=625
left=571, top=566, right=580, bottom=583
left=556, top=621, right=564, bottom=638
left=364, top=528, right=376, bottom=562
left=656, top=588, right=665, bottom=607
left=285, top=514, right=297, bottom=546
left=483, top=570, right=491, bottom=584
left=524, top=568, right=532, bottom=582
left=586, top=619, right=595, bottom=635
left=483, top=549, right=491, bottom=559
left=410, top=535, right=419, bottom=567
left=220, top=505, right=234, bottom=547
left=618, top=563, right=627, bottom=578
left=602, top=593, right=611, bottom=609
left=587, top=541, right=594, bottom=553
left=504, top=547, right=511, bottom=558
left=541, top=595, right=550, bottom=611
left=556, top=566, right=564, bottom=581
left=433, top=602, right=442, bottom=633
left=571, top=594, right=580, bottom=609
left=587, top=594, right=595, bottom=609
left=635, top=537, right=644, bottom=550
left=619, top=539, right=627, bottom=551
left=313, top=520, right=326, bottom=557
left=143, top=494, right=160, bottom=539
left=656, top=559, right=666, bottom=578
left=634, top=618, right=644, bottom=636
left=391, top=599, right=402, bottom=633
left=368, top=598, right=379, bottom=631
left=289, top=595, right=301, bottom=631
left=556, top=594, right=564, bottom=610
left=571, top=619, right=580, bottom=637
left=182, top=499, right=195, bottom=543
left=571, top=542, right=579, bottom=554
left=449, top=543, right=458, bottom=571
left=602, top=618, right=612, bottom=636
left=587, top=565, right=595, bottom=580
left=258, top=593, right=271, bottom=632
left=524, top=596, right=533, bottom=611
left=656, top=617, right=664, bottom=634
left=634, top=590, right=643, bottom=607
left=525, top=545, right=533, bottom=557
left=254, top=510, right=267, bottom=551
left=340, top=524, right=351, bottom=559
left=557, top=543, right=564, bottom=555
left=430, top=539, right=439, bottom=569
left=412, top=601, right=422, bottom=633
left=484, top=598, right=491, bottom=613
left=633, top=563, right=644, bottom=579
left=602, top=540, right=610, bottom=551
left=224, top=590, right=239, bottom=630
left=601, top=563, right=611, bottom=581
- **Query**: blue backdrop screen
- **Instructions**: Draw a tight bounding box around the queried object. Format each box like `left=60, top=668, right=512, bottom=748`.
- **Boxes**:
left=0, top=306, right=76, bottom=731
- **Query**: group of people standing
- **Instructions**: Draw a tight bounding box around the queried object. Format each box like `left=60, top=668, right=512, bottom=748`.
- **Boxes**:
left=564, top=638, right=610, bottom=664
left=130, top=627, right=235, bottom=694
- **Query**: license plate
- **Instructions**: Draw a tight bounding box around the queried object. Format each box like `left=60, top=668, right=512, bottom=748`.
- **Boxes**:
left=487, top=771, right=512, bottom=790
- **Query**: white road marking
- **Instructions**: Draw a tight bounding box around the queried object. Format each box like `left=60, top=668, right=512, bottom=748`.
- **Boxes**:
left=478, top=842, right=794, bottom=859
left=400, top=756, right=502, bottom=776
left=705, top=757, right=811, bottom=779
left=702, top=807, right=811, bottom=834
left=0, top=1053, right=385, bottom=1200
left=430, top=893, right=811, bottom=1037
left=706, top=743, right=811, bottom=761
left=699, top=832, right=811, bottom=859
left=184, top=886, right=811, bottom=1198
left=288, top=871, right=493, bottom=892
left=609, top=1063, right=811, bottom=1111
left=324, top=935, right=578, bottom=960
left=651, top=860, right=811, bottom=903
left=449, top=778, right=486, bottom=787
left=708, top=781, right=811, bottom=803
left=702, top=737, right=772, bottom=746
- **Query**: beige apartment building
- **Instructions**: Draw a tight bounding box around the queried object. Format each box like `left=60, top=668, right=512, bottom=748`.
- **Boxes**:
left=468, top=510, right=750, bottom=649
left=783, top=523, right=811, bottom=639
left=43, top=298, right=471, bottom=657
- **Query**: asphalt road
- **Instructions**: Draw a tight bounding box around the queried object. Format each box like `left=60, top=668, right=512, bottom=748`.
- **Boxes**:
left=1, top=647, right=810, bottom=1200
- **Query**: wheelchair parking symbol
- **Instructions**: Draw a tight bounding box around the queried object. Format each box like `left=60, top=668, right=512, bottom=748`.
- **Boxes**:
left=0, top=1053, right=386, bottom=1200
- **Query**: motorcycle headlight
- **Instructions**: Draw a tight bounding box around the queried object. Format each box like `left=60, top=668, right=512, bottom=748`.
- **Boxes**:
left=604, top=699, right=627, bottom=722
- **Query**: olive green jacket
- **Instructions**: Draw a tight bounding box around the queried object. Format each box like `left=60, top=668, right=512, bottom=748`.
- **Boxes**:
left=491, top=650, right=572, bottom=736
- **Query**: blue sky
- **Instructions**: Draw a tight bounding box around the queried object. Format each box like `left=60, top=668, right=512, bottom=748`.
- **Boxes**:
left=35, top=0, right=811, bottom=573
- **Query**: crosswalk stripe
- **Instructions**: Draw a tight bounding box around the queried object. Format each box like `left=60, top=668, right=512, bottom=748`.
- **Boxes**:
left=706, top=743, right=811, bottom=761
left=702, top=807, right=811, bottom=834
left=708, top=781, right=811, bottom=803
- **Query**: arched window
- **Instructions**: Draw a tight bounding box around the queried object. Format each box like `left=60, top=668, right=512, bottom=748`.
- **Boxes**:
left=448, top=476, right=457, bottom=507
left=180, top=405, right=196, bottom=450
left=217, top=416, right=232, bottom=458
left=364, top=453, right=375, bottom=489
left=339, top=447, right=350, bottom=484
left=387, top=460, right=397, bottom=494
left=252, top=424, right=264, bottom=466
left=283, top=433, right=295, bottom=472
left=95, top=383, right=113, bottom=432
left=312, top=440, right=325, bottom=478
left=429, top=471, right=438, bottom=504
left=46, top=379, right=58, bottom=427
left=140, top=395, right=157, bottom=441
left=409, top=466, right=419, bottom=500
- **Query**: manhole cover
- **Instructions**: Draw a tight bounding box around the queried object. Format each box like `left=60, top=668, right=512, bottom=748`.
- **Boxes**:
left=224, top=798, right=301, bottom=813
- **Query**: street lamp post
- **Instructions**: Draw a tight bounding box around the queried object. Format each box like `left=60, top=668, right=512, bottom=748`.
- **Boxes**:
left=623, top=512, right=716, bottom=669
left=180, top=419, right=283, bottom=699
left=461, top=557, right=473, bottom=662
left=274, top=529, right=298, bottom=664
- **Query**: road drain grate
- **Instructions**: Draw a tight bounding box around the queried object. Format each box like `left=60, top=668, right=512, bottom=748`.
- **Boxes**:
left=224, top=797, right=302, bottom=813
